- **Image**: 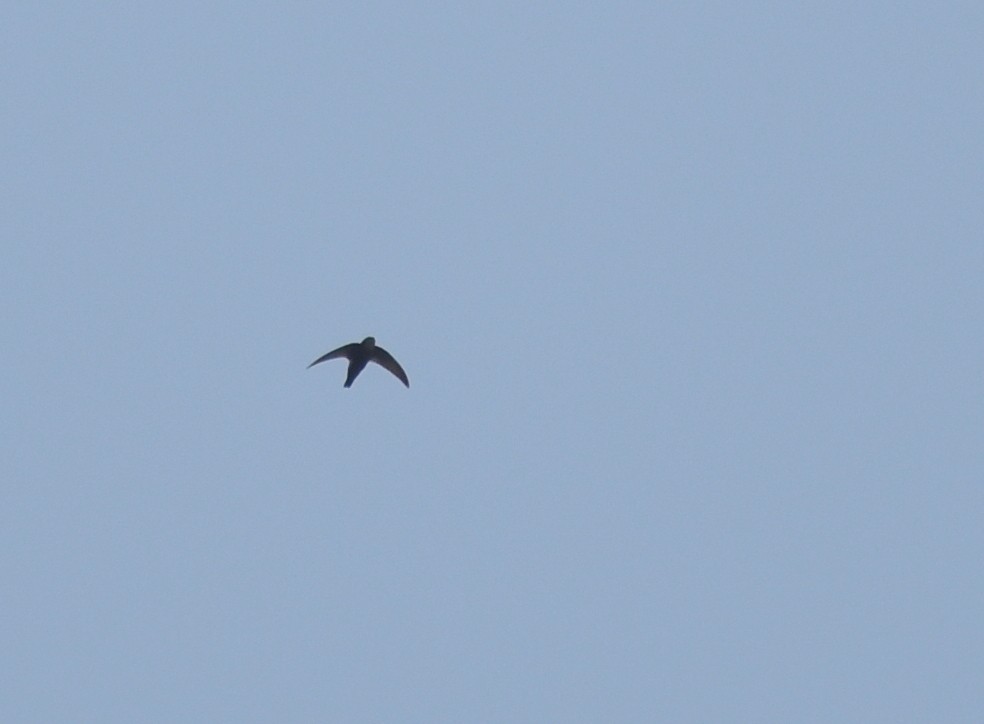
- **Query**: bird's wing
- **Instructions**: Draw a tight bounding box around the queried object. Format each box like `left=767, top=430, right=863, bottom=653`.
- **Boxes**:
left=307, top=343, right=359, bottom=369
left=370, top=346, right=410, bottom=387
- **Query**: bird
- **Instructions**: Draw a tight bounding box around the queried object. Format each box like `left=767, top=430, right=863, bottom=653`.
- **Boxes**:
left=307, top=337, right=409, bottom=388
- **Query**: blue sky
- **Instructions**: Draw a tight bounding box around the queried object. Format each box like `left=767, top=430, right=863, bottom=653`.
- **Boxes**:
left=3, top=3, right=982, bottom=721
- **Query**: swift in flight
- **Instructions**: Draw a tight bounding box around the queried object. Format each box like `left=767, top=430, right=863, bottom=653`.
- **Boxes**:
left=308, top=337, right=409, bottom=388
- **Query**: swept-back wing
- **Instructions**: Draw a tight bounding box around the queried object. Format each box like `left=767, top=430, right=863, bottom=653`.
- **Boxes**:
left=369, top=346, right=410, bottom=387
left=307, top=343, right=359, bottom=369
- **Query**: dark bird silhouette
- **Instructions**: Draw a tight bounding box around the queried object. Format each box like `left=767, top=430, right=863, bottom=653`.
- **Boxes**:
left=307, top=337, right=409, bottom=388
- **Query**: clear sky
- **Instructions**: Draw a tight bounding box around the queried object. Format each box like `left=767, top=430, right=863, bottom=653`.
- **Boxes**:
left=3, top=3, right=982, bottom=721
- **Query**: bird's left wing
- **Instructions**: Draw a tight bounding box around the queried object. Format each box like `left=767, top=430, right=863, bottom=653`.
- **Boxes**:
left=307, top=343, right=359, bottom=369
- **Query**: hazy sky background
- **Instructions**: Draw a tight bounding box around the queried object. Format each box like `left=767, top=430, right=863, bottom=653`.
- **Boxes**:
left=3, top=3, right=982, bottom=721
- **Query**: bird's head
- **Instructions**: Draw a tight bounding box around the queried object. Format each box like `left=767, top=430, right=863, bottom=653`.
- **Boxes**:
left=361, top=336, right=376, bottom=349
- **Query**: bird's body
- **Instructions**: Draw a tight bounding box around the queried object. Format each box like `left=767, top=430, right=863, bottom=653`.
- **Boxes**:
left=308, top=337, right=409, bottom=388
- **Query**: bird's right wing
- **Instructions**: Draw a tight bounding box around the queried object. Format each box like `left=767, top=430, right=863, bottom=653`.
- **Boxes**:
left=370, top=346, right=410, bottom=387
left=307, top=343, right=359, bottom=368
